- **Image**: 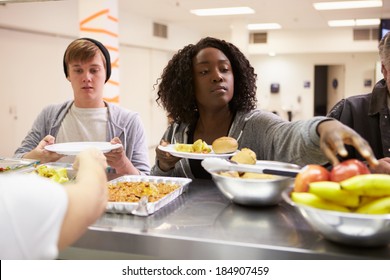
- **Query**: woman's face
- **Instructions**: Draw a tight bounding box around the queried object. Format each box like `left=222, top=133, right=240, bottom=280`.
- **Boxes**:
left=192, top=47, right=234, bottom=111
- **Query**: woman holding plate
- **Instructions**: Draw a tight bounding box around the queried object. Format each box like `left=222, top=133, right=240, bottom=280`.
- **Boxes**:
left=14, top=38, right=150, bottom=175
left=151, top=37, right=377, bottom=179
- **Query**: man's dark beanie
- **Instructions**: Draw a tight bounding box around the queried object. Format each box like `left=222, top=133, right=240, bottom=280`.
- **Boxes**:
left=63, top=37, right=111, bottom=83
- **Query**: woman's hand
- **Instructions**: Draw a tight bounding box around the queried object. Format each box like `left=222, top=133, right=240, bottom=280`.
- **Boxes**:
left=155, top=139, right=180, bottom=172
left=317, top=120, right=378, bottom=168
left=23, top=135, right=63, bottom=163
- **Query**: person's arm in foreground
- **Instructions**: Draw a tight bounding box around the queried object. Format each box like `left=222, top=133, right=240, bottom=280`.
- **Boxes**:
left=57, top=148, right=108, bottom=250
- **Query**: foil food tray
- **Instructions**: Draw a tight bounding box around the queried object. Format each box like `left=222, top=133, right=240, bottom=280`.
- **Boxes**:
left=106, top=175, right=192, bottom=216
left=0, top=158, right=39, bottom=173
left=17, top=162, right=76, bottom=181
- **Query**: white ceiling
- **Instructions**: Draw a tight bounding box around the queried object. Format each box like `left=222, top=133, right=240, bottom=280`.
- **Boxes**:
left=120, top=0, right=390, bottom=35
left=1, top=0, right=389, bottom=35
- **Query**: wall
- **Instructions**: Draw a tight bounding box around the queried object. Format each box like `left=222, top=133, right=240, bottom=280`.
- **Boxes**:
left=0, top=0, right=381, bottom=160
left=0, top=0, right=199, bottom=160
left=327, top=65, right=345, bottom=112
left=250, top=52, right=379, bottom=121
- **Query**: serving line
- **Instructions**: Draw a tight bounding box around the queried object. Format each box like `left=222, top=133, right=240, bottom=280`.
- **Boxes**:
left=59, top=179, right=390, bottom=260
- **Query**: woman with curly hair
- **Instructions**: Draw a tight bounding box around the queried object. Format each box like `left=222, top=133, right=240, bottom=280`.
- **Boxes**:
left=151, top=37, right=377, bottom=179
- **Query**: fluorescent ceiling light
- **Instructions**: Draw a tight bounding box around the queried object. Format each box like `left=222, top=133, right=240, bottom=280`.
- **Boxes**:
left=190, top=7, right=255, bottom=16
left=314, top=1, right=382, bottom=10
left=355, top=18, right=381, bottom=26
left=328, top=18, right=380, bottom=27
left=328, top=19, right=356, bottom=26
left=247, top=23, right=281, bottom=30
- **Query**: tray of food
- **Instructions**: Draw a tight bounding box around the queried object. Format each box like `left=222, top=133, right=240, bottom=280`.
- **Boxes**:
left=0, top=158, right=39, bottom=173
left=19, top=162, right=76, bottom=183
left=106, top=175, right=192, bottom=216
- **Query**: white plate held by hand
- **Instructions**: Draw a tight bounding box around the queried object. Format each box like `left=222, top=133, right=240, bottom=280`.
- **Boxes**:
left=45, top=142, right=122, bottom=156
left=158, top=144, right=236, bottom=160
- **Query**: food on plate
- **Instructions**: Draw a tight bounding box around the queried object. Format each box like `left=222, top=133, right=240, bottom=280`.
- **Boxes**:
left=34, top=165, right=69, bottom=183
left=330, top=159, right=370, bottom=182
left=293, top=164, right=330, bottom=192
left=211, top=136, right=238, bottom=154
left=192, top=139, right=211, bottom=153
left=175, top=139, right=211, bottom=154
left=230, top=148, right=256, bottom=165
left=174, top=143, right=193, bottom=153
left=108, top=181, right=180, bottom=203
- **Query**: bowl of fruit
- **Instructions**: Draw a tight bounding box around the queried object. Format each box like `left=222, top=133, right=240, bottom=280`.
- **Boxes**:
left=283, top=159, right=390, bottom=247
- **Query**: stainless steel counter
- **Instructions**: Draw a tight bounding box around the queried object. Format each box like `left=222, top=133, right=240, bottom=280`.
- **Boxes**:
left=60, top=179, right=390, bottom=260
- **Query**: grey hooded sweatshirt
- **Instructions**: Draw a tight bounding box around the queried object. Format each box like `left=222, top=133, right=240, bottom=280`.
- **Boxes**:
left=151, top=109, right=330, bottom=179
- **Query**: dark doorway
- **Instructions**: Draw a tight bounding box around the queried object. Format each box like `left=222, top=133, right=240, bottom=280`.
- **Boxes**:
left=314, top=65, right=328, bottom=116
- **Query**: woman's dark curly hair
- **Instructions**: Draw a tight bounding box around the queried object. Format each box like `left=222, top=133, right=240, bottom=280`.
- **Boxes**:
left=155, top=37, right=257, bottom=124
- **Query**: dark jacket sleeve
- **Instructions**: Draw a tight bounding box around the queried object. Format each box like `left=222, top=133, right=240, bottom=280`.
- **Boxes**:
left=327, top=99, right=346, bottom=120
left=326, top=95, right=385, bottom=160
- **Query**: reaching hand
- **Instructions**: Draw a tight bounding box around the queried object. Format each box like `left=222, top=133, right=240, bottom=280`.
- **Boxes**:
left=317, top=120, right=378, bottom=168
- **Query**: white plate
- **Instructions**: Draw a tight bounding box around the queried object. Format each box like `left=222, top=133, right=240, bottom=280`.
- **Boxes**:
left=45, top=142, right=122, bottom=156
left=158, top=144, right=236, bottom=160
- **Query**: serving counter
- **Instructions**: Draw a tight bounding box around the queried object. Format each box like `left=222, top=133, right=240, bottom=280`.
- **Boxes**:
left=59, top=179, right=390, bottom=260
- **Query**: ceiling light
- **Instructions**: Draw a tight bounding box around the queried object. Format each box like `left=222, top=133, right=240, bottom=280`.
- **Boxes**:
left=247, top=23, right=281, bottom=30
left=328, top=18, right=380, bottom=27
left=190, top=7, right=255, bottom=16
left=314, top=1, right=382, bottom=10
left=328, top=19, right=356, bottom=27
left=356, top=18, right=381, bottom=26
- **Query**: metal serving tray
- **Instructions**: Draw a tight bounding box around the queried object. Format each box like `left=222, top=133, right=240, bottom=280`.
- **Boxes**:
left=18, top=162, right=76, bottom=182
left=106, top=175, right=192, bottom=216
left=0, top=157, right=39, bottom=173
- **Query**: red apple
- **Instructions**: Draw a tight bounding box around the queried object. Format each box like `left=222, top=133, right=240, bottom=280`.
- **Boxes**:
left=330, top=159, right=370, bottom=182
left=294, top=164, right=330, bottom=192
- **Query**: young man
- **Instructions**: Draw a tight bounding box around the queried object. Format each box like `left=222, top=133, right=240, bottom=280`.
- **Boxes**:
left=14, top=38, right=150, bottom=175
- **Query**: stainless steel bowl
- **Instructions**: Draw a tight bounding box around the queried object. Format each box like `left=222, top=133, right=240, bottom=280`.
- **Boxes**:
left=282, top=189, right=390, bottom=247
left=210, top=172, right=294, bottom=206
left=202, top=159, right=299, bottom=206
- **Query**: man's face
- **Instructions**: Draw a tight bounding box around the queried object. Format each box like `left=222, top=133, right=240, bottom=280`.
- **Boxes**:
left=67, top=53, right=106, bottom=107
